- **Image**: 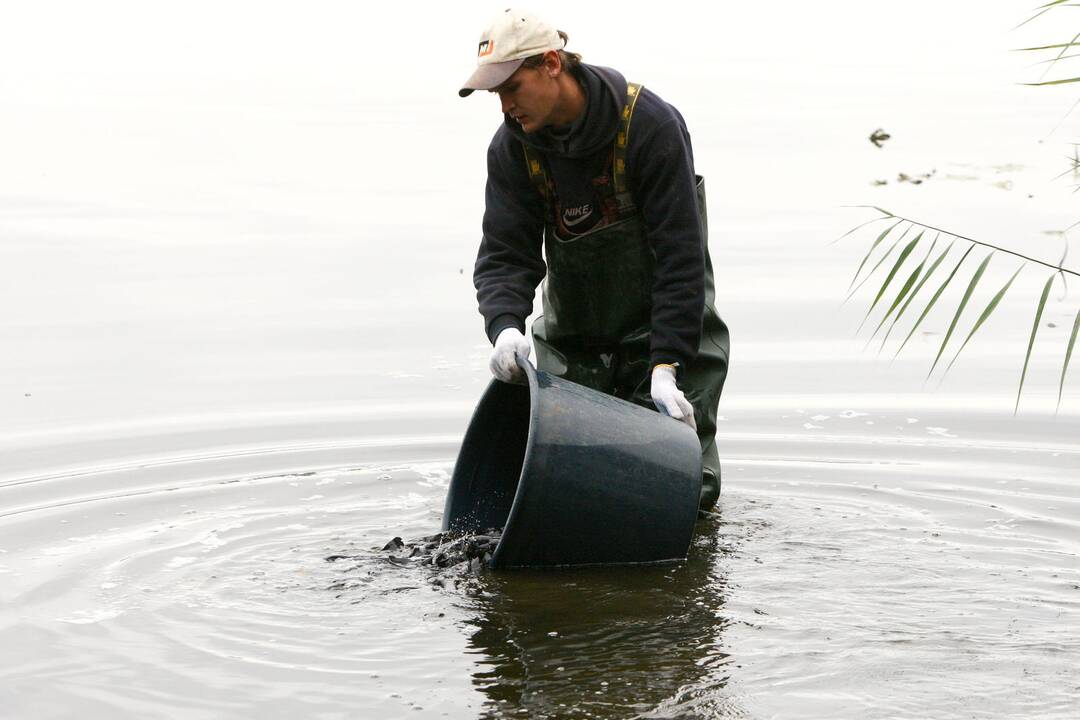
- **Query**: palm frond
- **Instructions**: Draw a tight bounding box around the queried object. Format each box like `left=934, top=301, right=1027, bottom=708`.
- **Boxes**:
left=1015, top=0, right=1075, bottom=30
left=1037, top=30, right=1080, bottom=81
left=1056, top=239, right=1071, bottom=297
left=859, top=232, right=924, bottom=331
left=835, top=4, right=1080, bottom=410
left=1015, top=41, right=1080, bottom=52
left=1024, top=76, right=1080, bottom=86
left=842, top=210, right=1080, bottom=278
left=929, top=252, right=994, bottom=378
left=945, top=265, right=1025, bottom=374
left=879, top=237, right=954, bottom=350
left=832, top=215, right=890, bottom=246
left=870, top=235, right=939, bottom=343
left=840, top=208, right=1080, bottom=410
left=847, top=225, right=914, bottom=300
left=848, top=220, right=904, bottom=291
left=1030, top=51, right=1080, bottom=67
left=1060, top=308, right=1080, bottom=411
left=895, top=246, right=976, bottom=358
left=1016, top=276, right=1056, bottom=414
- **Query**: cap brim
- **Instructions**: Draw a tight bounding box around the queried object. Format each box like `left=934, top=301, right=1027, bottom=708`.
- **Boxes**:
left=458, top=59, right=526, bottom=97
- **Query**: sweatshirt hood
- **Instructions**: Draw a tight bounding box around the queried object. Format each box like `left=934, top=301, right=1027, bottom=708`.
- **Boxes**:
left=503, top=63, right=628, bottom=159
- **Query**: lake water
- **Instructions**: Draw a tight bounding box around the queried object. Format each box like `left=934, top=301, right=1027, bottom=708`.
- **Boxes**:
left=2, top=2, right=1079, bottom=718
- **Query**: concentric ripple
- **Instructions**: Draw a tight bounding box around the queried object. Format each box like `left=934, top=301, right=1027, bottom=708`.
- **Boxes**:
left=0, top=421, right=484, bottom=718
left=1, top=405, right=1078, bottom=719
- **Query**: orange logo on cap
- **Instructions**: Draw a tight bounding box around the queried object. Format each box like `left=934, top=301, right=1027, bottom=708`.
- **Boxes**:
left=478, top=40, right=494, bottom=57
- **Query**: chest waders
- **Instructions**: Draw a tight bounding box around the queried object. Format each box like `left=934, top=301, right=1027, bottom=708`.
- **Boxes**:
left=524, top=83, right=730, bottom=510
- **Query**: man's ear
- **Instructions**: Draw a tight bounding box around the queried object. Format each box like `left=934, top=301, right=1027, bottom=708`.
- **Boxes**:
left=543, top=50, right=562, bottom=78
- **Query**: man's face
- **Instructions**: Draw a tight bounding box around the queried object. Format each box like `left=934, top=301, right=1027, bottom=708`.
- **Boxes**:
left=490, top=62, right=559, bottom=134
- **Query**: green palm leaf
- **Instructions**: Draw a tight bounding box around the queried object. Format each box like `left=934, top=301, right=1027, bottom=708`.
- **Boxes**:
left=849, top=220, right=903, bottom=291
left=860, top=232, right=924, bottom=331
left=1016, top=275, right=1056, bottom=414
left=1024, top=76, right=1080, bottom=86
left=832, top=215, right=890, bottom=246
left=1016, top=42, right=1080, bottom=52
left=945, top=265, right=1025, bottom=375
left=1033, top=29, right=1080, bottom=82
left=1032, top=52, right=1080, bottom=66
left=929, top=252, right=994, bottom=378
left=1016, top=0, right=1073, bottom=29
left=844, top=205, right=894, bottom=216
left=847, top=225, right=914, bottom=300
left=1059, top=307, right=1080, bottom=412
left=896, top=246, right=976, bottom=358
left=881, top=237, right=953, bottom=349
left=1056, top=240, right=1070, bottom=295
left=872, top=235, right=939, bottom=341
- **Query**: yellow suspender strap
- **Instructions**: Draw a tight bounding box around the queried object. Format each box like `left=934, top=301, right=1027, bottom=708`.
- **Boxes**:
left=520, top=81, right=643, bottom=203
left=613, top=82, right=643, bottom=195
left=521, top=144, right=550, bottom=204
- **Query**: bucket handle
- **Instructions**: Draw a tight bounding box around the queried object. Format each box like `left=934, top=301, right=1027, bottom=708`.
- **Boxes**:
left=514, top=350, right=537, bottom=385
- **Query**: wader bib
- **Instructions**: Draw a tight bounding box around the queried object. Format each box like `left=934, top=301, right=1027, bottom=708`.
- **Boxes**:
left=523, top=83, right=730, bottom=509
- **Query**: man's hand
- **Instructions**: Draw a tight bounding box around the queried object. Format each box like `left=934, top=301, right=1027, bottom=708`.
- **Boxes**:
left=490, top=327, right=531, bottom=383
left=650, top=364, right=697, bottom=430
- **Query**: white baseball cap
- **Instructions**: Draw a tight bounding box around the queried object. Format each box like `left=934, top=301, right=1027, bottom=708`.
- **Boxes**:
left=458, top=9, right=566, bottom=97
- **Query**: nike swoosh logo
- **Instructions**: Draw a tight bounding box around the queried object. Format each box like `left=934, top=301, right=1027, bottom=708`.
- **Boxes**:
left=562, top=212, right=594, bottom=228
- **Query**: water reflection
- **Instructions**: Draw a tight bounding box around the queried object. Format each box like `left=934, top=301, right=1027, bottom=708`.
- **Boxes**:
left=463, top=517, right=741, bottom=719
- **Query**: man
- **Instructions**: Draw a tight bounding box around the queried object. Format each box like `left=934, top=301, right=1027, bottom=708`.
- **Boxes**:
left=459, top=9, right=730, bottom=510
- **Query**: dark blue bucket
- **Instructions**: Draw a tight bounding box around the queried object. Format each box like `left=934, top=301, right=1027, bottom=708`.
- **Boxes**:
left=442, top=361, right=702, bottom=568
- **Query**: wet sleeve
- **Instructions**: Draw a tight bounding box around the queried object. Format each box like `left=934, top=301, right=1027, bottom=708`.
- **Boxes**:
left=474, top=135, right=547, bottom=344
left=630, top=117, right=706, bottom=373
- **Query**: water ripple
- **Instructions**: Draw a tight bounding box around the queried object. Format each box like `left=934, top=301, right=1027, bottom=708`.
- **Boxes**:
left=0, top=406, right=1077, bottom=718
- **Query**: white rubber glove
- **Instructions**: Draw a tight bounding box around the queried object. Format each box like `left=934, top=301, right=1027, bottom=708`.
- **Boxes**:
left=650, top=364, right=697, bottom=430
left=489, top=327, right=532, bottom=383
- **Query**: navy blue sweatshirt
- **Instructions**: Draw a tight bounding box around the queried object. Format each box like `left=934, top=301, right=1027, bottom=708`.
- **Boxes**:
left=473, top=63, right=706, bottom=371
